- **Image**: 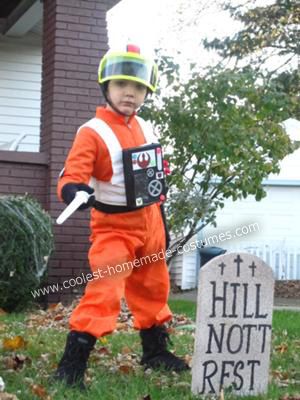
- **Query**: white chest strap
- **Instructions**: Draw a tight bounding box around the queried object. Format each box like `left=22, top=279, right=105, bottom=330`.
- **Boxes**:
left=78, top=116, right=157, bottom=206
left=135, top=116, right=158, bottom=144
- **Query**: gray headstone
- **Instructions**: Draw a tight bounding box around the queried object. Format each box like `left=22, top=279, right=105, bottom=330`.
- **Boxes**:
left=191, top=252, right=274, bottom=397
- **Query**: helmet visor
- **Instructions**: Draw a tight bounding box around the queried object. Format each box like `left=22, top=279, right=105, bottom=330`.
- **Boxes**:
left=99, top=54, right=158, bottom=92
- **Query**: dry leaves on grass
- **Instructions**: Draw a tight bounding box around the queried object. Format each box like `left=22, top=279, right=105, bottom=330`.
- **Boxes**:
left=272, top=336, right=300, bottom=387
left=7, top=299, right=192, bottom=383
left=89, top=340, right=141, bottom=378
left=118, top=364, right=135, bottom=375
left=168, top=313, right=194, bottom=329
left=25, top=299, right=194, bottom=333
left=272, top=369, right=300, bottom=388
left=275, top=342, right=289, bottom=354
left=30, top=384, right=52, bottom=400
left=280, top=395, right=300, bottom=400
left=26, top=303, right=70, bottom=332
left=0, top=393, right=19, bottom=400
left=3, top=354, right=31, bottom=371
left=2, top=337, right=26, bottom=351
left=1, top=299, right=193, bottom=396
left=25, top=299, right=135, bottom=332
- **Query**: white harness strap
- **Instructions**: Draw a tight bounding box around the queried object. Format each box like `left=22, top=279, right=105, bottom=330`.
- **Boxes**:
left=78, top=116, right=157, bottom=206
left=135, top=116, right=158, bottom=144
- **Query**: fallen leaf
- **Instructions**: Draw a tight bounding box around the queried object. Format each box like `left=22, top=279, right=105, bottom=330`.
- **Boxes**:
left=3, top=354, right=31, bottom=371
left=118, top=364, right=134, bottom=374
left=40, top=353, right=50, bottom=362
left=23, top=377, right=34, bottom=385
left=0, top=376, right=4, bottom=392
left=280, top=371, right=290, bottom=380
left=277, top=381, right=289, bottom=388
left=99, top=337, right=108, bottom=345
left=273, top=369, right=282, bottom=379
left=294, top=340, right=300, bottom=349
left=47, top=303, right=60, bottom=310
left=30, top=384, right=49, bottom=399
left=144, top=368, right=152, bottom=375
left=173, top=381, right=190, bottom=388
left=116, top=322, right=128, bottom=331
left=184, top=354, right=193, bottom=366
left=96, top=347, right=111, bottom=356
left=0, top=309, right=7, bottom=317
left=275, top=343, right=288, bottom=354
left=53, top=315, right=64, bottom=321
left=166, top=327, right=176, bottom=334
left=280, top=395, right=300, bottom=400
left=121, top=346, right=132, bottom=355
left=2, top=336, right=26, bottom=351
left=0, top=393, right=19, bottom=400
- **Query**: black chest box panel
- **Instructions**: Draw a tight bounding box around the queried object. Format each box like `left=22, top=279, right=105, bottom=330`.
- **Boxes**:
left=122, top=143, right=166, bottom=208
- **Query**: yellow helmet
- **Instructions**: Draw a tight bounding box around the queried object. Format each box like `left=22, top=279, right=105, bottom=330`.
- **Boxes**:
left=98, top=44, right=158, bottom=93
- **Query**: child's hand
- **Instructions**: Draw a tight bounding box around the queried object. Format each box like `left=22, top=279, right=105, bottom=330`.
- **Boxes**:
left=163, top=159, right=171, bottom=176
left=61, top=183, right=95, bottom=210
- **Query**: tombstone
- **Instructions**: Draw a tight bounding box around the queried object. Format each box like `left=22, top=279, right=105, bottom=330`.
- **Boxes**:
left=191, top=252, right=274, bottom=397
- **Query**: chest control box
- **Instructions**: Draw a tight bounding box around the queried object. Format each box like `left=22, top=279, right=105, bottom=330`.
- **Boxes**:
left=123, top=143, right=166, bottom=208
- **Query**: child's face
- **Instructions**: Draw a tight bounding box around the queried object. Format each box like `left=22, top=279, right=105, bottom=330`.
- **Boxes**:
left=107, top=80, right=147, bottom=116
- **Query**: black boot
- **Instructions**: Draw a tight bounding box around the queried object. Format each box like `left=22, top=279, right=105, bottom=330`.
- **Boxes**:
left=53, top=330, right=96, bottom=390
left=140, top=325, right=190, bottom=372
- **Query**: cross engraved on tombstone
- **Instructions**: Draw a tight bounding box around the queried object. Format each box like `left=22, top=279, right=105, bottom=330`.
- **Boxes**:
left=191, top=252, right=274, bottom=397
left=218, top=262, right=226, bottom=275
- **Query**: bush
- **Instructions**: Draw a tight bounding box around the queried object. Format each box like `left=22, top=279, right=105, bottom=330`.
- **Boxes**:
left=0, top=195, right=54, bottom=311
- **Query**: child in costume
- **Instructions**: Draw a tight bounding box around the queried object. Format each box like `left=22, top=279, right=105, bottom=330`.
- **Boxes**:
left=54, top=44, right=189, bottom=390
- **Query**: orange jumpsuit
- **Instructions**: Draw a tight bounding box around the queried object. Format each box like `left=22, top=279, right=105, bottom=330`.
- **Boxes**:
left=57, top=107, right=172, bottom=338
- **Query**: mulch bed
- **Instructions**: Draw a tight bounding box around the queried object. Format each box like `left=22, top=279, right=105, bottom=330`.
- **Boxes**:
left=275, top=280, right=300, bottom=298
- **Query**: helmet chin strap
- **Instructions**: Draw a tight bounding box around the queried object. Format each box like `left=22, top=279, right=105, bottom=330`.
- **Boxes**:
left=100, top=84, right=135, bottom=117
left=108, top=99, right=133, bottom=117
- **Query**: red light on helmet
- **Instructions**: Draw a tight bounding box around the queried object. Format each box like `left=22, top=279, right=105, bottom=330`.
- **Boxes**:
left=126, top=44, right=140, bottom=54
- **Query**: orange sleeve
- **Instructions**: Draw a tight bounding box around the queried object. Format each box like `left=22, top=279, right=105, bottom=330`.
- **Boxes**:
left=57, top=127, right=100, bottom=200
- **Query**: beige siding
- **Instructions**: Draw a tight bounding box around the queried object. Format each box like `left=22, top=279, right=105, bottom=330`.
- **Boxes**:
left=0, top=33, right=42, bottom=152
left=169, top=252, right=183, bottom=288
left=169, top=237, right=198, bottom=290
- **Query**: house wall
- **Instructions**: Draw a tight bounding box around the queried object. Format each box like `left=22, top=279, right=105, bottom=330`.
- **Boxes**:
left=0, top=151, right=47, bottom=204
left=202, top=184, right=300, bottom=282
left=40, top=0, right=114, bottom=304
left=0, top=32, right=41, bottom=151
left=171, top=184, right=300, bottom=290
left=204, top=185, right=300, bottom=247
left=170, top=252, right=183, bottom=288
left=169, top=237, right=199, bottom=290
left=0, top=0, right=120, bottom=304
left=181, top=248, right=198, bottom=290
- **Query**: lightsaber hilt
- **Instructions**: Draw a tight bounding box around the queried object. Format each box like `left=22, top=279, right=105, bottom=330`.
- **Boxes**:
left=56, top=191, right=91, bottom=225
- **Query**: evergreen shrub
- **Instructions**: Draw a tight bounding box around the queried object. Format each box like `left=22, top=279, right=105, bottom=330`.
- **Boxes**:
left=0, top=195, right=54, bottom=311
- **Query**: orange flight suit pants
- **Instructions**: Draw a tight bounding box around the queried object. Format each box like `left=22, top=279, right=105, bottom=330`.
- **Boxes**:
left=69, top=203, right=172, bottom=338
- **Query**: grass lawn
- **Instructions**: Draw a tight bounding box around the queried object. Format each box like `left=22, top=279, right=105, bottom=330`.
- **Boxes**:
left=0, top=299, right=299, bottom=399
